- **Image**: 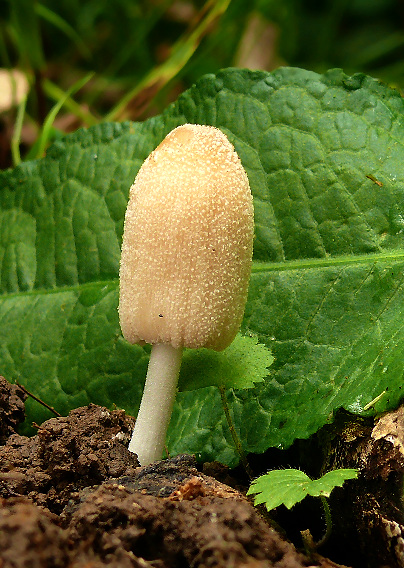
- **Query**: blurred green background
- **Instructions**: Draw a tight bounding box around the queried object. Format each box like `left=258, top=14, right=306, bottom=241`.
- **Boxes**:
left=0, top=0, right=403, bottom=169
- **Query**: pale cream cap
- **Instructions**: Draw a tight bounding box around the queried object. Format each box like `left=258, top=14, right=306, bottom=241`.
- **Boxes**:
left=119, top=124, right=254, bottom=351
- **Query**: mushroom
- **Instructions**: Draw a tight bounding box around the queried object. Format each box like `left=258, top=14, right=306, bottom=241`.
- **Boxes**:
left=0, top=69, right=29, bottom=113
left=119, top=123, right=254, bottom=465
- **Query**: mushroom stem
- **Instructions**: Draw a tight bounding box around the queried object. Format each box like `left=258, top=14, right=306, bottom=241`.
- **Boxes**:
left=128, top=343, right=183, bottom=465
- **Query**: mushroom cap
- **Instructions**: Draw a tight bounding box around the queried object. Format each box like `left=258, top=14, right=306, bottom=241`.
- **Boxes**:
left=119, top=124, right=254, bottom=351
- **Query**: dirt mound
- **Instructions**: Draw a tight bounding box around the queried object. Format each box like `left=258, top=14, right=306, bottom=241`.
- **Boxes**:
left=0, top=376, right=345, bottom=567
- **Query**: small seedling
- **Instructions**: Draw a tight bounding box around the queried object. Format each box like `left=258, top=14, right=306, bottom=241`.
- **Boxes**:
left=247, top=468, right=358, bottom=549
left=178, top=332, right=274, bottom=474
left=119, top=123, right=254, bottom=465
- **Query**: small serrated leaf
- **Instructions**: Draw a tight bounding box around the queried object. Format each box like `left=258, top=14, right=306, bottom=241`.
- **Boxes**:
left=247, top=468, right=358, bottom=511
left=178, top=333, right=273, bottom=391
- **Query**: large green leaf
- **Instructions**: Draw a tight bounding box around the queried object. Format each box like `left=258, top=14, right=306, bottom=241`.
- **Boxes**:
left=1, top=67, right=404, bottom=466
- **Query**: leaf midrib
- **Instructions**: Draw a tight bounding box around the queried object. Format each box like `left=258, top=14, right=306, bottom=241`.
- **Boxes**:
left=252, top=249, right=404, bottom=273
left=0, top=279, right=118, bottom=300
left=1, top=249, right=404, bottom=301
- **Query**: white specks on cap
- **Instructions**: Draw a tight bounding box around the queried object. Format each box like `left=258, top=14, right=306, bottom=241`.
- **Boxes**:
left=119, top=124, right=254, bottom=351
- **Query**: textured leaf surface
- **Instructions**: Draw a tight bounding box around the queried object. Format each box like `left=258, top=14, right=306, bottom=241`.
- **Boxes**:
left=178, top=334, right=273, bottom=391
left=1, top=67, right=404, bottom=464
left=247, top=468, right=359, bottom=510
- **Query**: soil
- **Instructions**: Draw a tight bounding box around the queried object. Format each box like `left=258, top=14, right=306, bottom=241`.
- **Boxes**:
left=0, top=375, right=361, bottom=568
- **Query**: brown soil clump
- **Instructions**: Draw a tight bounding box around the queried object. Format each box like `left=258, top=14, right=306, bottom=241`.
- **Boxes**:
left=0, top=376, right=347, bottom=568
left=0, top=376, right=26, bottom=443
left=0, top=402, right=138, bottom=512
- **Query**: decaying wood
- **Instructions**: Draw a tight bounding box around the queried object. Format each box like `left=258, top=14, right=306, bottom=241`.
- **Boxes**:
left=322, top=407, right=404, bottom=568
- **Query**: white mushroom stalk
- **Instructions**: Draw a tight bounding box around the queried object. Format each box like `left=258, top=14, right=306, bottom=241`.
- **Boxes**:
left=119, top=124, right=254, bottom=466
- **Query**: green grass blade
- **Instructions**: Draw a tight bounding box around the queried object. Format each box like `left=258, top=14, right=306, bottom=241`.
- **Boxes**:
left=104, top=0, right=231, bottom=121
left=42, top=78, right=98, bottom=126
left=11, top=94, right=27, bottom=167
left=35, top=3, right=92, bottom=60
left=9, top=0, right=45, bottom=70
left=35, top=72, right=95, bottom=158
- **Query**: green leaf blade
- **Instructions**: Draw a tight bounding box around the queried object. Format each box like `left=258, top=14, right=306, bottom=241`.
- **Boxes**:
left=247, top=469, right=359, bottom=511
left=178, top=334, right=273, bottom=391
